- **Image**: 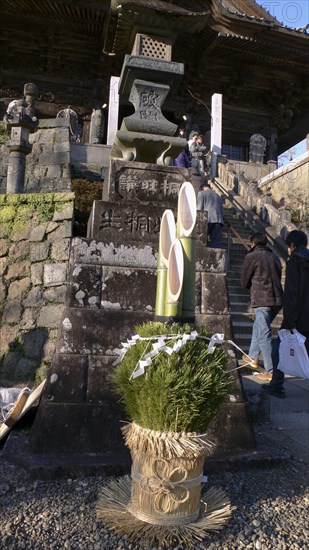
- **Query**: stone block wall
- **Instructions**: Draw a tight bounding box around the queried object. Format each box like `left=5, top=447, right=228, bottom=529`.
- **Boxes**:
left=0, top=119, right=72, bottom=194
left=30, top=235, right=236, bottom=455
left=0, top=192, right=74, bottom=385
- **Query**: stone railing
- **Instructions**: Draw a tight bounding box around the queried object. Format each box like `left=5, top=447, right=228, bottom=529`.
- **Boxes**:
left=258, top=150, right=309, bottom=222
left=0, top=192, right=74, bottom=385
left=217, top=156, right=276, bottom=187
left=217, top=158, right=309, bottom=255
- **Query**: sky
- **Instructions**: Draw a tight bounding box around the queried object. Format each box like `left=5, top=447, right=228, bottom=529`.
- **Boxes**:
left=256, top=0, right=309, bottom=29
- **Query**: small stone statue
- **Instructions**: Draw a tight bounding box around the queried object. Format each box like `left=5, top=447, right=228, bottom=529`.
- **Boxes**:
left=249, top=133, right=267, bottom=164
left=24, top=82, right=37, bottom=119
left=89, top=105, right=105, bottom=144
left=3, top=83, right=37, bottom=129
left=56, top=107, right=78, bottom=140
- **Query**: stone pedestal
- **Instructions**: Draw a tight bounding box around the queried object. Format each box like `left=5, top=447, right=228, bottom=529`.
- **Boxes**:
left=28, top=207, right=256, bottom=462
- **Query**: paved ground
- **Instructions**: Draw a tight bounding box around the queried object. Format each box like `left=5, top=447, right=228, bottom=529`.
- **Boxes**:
left=241, top=372, right=309, bottom=464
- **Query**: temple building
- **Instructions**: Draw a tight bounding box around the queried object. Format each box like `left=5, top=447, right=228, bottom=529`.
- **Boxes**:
left=1, top=0, right=308, bottom=161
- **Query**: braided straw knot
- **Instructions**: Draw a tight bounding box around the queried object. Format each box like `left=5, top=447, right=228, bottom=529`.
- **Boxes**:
left=133, top=458, right=203, bottom=514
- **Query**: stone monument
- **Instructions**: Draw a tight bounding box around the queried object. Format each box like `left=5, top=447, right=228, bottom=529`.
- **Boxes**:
left=249, top=133, right=267, bottom=164
left=89, top=105, right=105, bottom=144
left=3, top=83, right=38, bottom=194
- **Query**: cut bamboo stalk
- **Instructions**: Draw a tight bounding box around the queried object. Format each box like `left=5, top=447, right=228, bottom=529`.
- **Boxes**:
left=165, top=238, right=184, bottom=320
left=176, top=182, right=197, bottom=322
left=154, top=210, right=176, bottom=320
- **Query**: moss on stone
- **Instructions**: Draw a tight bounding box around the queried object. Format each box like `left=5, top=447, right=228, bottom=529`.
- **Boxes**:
left=54, top=192, right=75, bottom=202
left=35, top=362, right=49, bottom=383
left=6, top=194, right=31, bottom=204
left=0, top=205, right=16, bottom=223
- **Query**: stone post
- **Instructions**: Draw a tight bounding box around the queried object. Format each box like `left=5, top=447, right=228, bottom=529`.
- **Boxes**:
left=6, top=127, right=32, bottom=193
left=107, top=76, right=120, bottom=146
left=4, top=83, right=38, bottom=194
left=210, top=93, right=222, bottom=178
left=89, top=105, right=105, bottom=144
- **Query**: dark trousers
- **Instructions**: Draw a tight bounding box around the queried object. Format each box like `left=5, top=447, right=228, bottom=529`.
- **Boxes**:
left=270, top=330, right=309, bottom=390
left=208, top=223, right=222, bottom=248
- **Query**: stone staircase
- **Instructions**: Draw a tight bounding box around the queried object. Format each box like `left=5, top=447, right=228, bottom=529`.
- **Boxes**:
left=221, top=204, right=283, bottom=362
left=222, top=206, right=252, bottom=357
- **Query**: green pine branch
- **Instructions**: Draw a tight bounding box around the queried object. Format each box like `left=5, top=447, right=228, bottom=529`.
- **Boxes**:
left=114, top=322, right=232, bottom=433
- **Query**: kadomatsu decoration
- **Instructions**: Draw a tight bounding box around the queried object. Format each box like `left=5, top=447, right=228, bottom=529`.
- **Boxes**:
left=97, top=322, right=234, bottom=548
left=97, top=182, right=234, bottom=548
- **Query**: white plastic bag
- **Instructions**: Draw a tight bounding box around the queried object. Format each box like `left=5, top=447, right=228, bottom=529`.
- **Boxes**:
left=278, top=329, right=309, bottom=379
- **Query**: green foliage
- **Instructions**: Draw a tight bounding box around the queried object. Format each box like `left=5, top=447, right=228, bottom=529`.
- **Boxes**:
left=71, top=178, right=102, bottom=236
left=114, top=322, right=232, bottom=433
left=0, top=205, right=15, bottom=223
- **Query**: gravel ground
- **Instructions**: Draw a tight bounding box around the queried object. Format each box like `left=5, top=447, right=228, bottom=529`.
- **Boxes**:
left=0, top=426, right=308, bottom=550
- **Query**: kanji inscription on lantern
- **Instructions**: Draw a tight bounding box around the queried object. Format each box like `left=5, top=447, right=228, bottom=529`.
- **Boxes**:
left=140, top=110, right=159, bottom=121
left=140, top=91, right=160, bottom=109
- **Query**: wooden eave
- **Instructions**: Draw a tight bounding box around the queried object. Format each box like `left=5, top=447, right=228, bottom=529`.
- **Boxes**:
left=213, top=33, right=309, bottom=68
left=1, top=0, right=110, bottom=39
left=104, top=0, right=211, bottom=54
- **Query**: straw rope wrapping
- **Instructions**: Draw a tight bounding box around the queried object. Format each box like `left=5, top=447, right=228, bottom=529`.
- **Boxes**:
left=129, top=457, right=205, bottom=525
left=121, top=422, right=215, bottom=459
left=133, top=459, right=192, bottom=510
left=96, top=423, right=234, bottom=546
left=96, top=475, right=234, bottom=548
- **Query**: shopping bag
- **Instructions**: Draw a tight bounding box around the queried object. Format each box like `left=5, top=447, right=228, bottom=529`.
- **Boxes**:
left=277, top=329, right=309, bottom=379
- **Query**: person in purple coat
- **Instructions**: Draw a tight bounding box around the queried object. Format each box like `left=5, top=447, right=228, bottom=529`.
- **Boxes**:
left=173, top=148, right=190, bottom=168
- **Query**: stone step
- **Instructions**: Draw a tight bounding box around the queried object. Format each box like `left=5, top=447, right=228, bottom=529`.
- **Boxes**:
left=229, top=304, right=251, bottom=313
left=231, top=313, right=254, bottom=324
left=228, top=293, right=251, bottom=303
left=228, top=258, right=246, bottom=265
left=228, top=285, right=249, bottom=293
left=227, top=278, right=243, bottom=285
left=233, top=323, right=281, bottom=336
left=227, top=273, right=245, bottom=280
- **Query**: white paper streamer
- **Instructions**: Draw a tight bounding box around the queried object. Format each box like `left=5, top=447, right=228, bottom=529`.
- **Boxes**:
left=111, top=330, right=223, bottom=380
left=208, top=333, right=225, bottom=353
left=113, top=331, right=263, bottom=378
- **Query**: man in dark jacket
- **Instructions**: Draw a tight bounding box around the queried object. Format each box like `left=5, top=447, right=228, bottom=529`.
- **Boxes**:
left=264, top=230, right=309, bottom=398
left=241, top=233, right=283, bottom=378
left=190, top=134, right=209, bottom=176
